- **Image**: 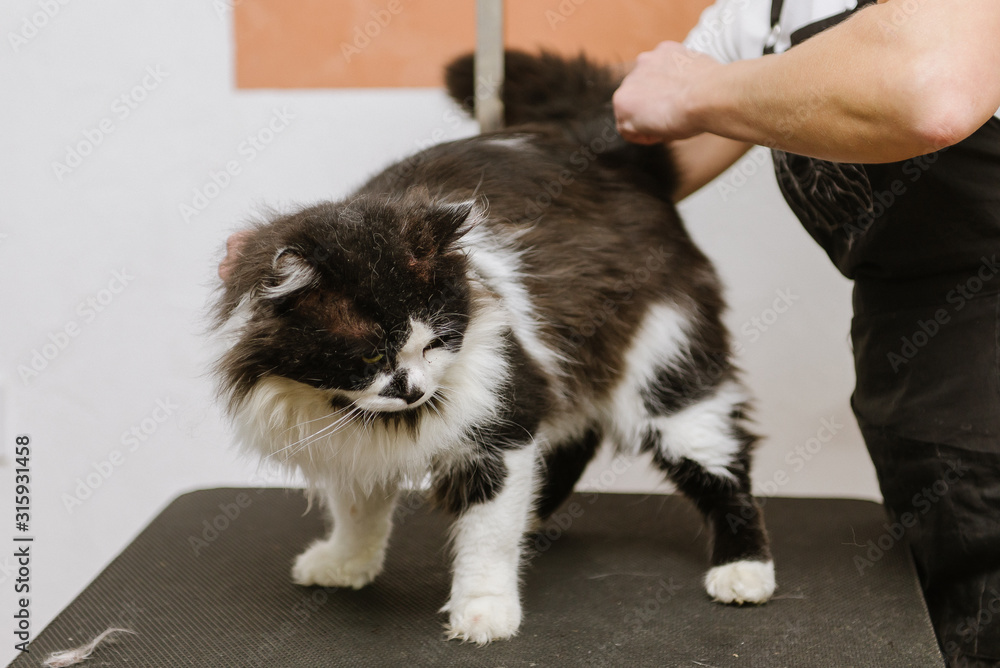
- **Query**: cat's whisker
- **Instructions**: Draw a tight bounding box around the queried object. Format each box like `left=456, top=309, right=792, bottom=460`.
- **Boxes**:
left=275, top=404, right=365, bottom=460
left=427, top=399, right=444, bottom=417
left=272, top=417, right=341, bottom=457
left=277, top=403, right=354, bottom=437
left=306, top=404, right=366, bottom=442
left=292, top=411, right=367, bottom=462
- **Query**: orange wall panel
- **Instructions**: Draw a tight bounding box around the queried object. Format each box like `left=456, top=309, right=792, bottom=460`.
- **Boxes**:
left=235, top=0, right=713, bottom=89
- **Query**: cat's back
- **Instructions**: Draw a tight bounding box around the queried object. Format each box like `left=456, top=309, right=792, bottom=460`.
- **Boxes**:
left=360, top=126, right=724, bottom=400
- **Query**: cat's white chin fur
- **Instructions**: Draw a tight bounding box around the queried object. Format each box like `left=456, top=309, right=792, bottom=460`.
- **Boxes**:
left=291, top=539, right=387, bottom=590
left=703, top=559, right=776, bottom=604
left=352, top=392, right=433, bottom=413
left=352, top=395, right=411, bottom=413
left=442, top=593, right=522, bottom=645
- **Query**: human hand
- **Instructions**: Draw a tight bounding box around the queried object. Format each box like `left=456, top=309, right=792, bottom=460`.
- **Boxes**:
left=613, top=41, right=723, bottom=145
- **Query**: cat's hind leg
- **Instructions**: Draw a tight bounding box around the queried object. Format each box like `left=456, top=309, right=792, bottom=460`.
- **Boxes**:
left=609, top=300, right=775, bottom=604
left=534, top=427, right=601, bottom=522
left=641, top=378, right=775, bottom=604
left=291, top=481, right=399, bottom=589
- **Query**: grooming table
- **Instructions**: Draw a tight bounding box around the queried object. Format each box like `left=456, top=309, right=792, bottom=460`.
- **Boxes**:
left=11, top=489, right=943, bottom=667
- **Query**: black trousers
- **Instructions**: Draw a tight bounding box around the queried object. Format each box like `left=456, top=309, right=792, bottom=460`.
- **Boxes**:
left=851, top=273, right=1000, bottom=666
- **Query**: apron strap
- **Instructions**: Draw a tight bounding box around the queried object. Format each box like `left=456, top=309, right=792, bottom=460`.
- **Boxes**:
left=763, top=0, right=785, bottom=55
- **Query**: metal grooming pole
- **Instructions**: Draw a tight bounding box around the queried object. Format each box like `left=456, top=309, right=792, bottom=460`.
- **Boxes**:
left=475, top=0, right=504, bottom=132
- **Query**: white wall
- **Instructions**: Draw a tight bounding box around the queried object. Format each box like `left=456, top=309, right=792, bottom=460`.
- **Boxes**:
left=0, top=1, right=879, bottom=662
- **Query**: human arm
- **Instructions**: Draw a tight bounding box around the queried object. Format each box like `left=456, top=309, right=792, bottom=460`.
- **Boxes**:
left=670, top=134, right=752, bottom=201
left=613, top=0, right=1000, bottom=163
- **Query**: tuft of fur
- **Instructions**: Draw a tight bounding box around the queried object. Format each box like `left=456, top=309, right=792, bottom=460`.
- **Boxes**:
left=445, top=50, right=677, bottom=202
left=445, top=50, right=623, bottom=127
left=212, top=50, right=774, bottom=645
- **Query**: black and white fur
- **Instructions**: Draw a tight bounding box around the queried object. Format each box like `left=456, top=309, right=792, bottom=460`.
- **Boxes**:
left=212, top=51, right=774, bottom=645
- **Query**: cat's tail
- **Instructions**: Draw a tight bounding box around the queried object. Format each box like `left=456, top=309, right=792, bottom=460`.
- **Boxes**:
left=445, top=50, right=677, bottom=201
left=444, top=50, right=622, bottom=126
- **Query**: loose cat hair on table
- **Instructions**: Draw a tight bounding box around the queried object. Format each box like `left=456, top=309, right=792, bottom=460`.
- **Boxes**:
left=212, top=51, right=775, bottom=644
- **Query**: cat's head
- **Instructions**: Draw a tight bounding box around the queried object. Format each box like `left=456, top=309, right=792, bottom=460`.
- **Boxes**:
left=213, top=190, right=478, bottom=417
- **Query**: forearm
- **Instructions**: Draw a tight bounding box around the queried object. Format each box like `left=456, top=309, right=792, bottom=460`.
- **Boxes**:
left=687, top=0, right=1000, bottom=162
left=670, top=134, right=752, bottom=201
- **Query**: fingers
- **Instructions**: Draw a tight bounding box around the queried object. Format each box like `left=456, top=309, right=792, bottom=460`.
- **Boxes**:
left=613, top=41, right=721, bottom=146
left=616, top=121, right=663, bottom=145
left=612, top=72, right=666, bottom=145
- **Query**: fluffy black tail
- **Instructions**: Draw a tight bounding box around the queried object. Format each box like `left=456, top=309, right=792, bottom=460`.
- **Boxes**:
left=445, top=50, right=677, bottom=201
left=444, top=50, right=622, bottom=127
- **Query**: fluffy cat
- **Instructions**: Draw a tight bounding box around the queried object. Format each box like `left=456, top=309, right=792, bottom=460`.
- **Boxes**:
left=212, top=51, right=775, bottom=645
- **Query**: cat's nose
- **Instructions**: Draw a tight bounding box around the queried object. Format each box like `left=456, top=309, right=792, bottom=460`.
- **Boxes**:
left=400, top=387, right=425, bottom=405
left=380, top=371, right=426, bottom=405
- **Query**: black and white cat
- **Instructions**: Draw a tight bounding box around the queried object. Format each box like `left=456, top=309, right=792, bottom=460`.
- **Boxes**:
left=212, top=51, right=774, bottom=644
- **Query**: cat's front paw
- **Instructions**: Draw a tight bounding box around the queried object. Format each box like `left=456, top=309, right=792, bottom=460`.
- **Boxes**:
left=704, top=559, right=775, bottom=604
left=291, top=539, right=385, bottom=589
left=442, top=593, right=522, bottom=645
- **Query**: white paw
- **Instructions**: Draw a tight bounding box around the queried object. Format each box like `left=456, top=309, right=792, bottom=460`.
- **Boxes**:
left=291, top=539, right=385, bottom=589
left=443, top=593, right=522, bottom=645
left=704, top=559, right=776, bottom=604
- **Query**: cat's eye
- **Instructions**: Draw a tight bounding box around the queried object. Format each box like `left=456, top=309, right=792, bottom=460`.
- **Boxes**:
left=424, top=338, right=446, bottom=352
left=362, top=352, right=384, bottom=364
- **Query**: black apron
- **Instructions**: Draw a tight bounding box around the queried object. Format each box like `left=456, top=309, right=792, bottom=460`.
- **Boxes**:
left=765, top=0, right=1000, bottom=452
left=762, top=1, right=1000, bottom=661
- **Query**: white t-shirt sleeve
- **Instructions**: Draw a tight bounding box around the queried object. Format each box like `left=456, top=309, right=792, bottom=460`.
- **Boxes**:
left=683, top=0, right=773, bottom=63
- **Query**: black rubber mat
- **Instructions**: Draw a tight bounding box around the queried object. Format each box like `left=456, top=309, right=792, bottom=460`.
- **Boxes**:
left=12, top=489, right=943, bottom=667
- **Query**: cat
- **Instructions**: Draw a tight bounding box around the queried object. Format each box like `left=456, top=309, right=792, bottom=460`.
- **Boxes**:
left=212, top=51, right=775, bottom=645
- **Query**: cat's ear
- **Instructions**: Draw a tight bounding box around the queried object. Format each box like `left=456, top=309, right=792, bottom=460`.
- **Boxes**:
left=424, top=199, right=476, bottom=255
left=219, top=229, right=255, bottom=282
left=262, top=248, right=317, bottom=299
